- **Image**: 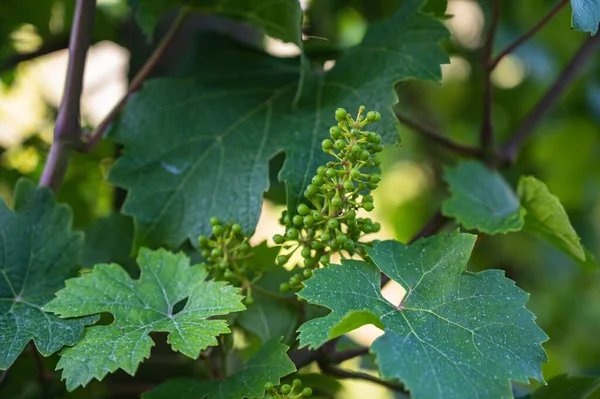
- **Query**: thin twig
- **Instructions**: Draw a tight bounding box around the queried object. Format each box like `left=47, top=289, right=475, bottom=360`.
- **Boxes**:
left=318, top=361, right=407, bottom=393
left=0, top=369, right=7, bottom=386
left=395, top=111, right=482, bottom=157
left=31, top=343, right=51, bottom=399
left=480, top=0, right=503, bottom=156
left=327, top=347, right=369, bottom=363
left=39, top=0, right=96, bottom=191
left=501, top=33, right=600, bottom=163
left=0, top=37, right=70, bottom=73
left=83, top=8, right=189, bottom=149
left=487, top=0, right=569, bottom=70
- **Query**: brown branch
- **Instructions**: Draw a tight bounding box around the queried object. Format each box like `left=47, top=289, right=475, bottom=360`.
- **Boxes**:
left=318, top=361, right=407, bottom=393
left=83, top=8, right=189, bottom=149
left=501, top=33, right=600, bottom=163
left=480, top=0, right=503, bottom=156
left=39, top=0, right=96, bottom=191
left=487, top=0, right=569, bottom=70
left=0, top=37, right=70, bottom=73
left=395, top=111, right=482, bottom=157
left=327, top=347, right=369, bottom=364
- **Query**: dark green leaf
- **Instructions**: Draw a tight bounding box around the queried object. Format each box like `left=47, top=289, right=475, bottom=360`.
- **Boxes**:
left=82, top=213, right=136, bottom=273
left=109, top=0, right=449, bottom=248
left=442, top=160, right=525, bottom=234
left=528, top=374, right=600, bottom=399
left=571, top=0, right=600, bottom=35
left=44, top=248, right=245, bottom=391
left=298, top=232, right=548, bottom=399
left=0, top=179, right=97, bottom=370
left=142, top=338, right=296, bottom=399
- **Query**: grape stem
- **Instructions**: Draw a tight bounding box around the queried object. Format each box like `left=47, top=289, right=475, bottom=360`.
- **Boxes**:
left=318, top=361, right=407, bottom=393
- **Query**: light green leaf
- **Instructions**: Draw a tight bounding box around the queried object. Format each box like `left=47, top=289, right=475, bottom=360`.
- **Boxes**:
left=44, top=248, right=245, bottom=391
left=518, top=176, right=591, bottom=266
left=298, top=232, right=548, bottom=399
left=0, top=179, right=97, bottom=370
left=109, top=0, right=449, bottom=248
left=135, top=0, right=303, bottom=44
left=528, top=374, right=600, bottom=399
left=142, top=338, right=296, bottom=399
left=442, top=160, right=525, bottom=234
left=571, top=0, right=600, bottom=35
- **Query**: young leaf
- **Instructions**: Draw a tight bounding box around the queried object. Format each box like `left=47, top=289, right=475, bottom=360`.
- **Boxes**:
left=0, top=179, right=97, bottom=370
left=518, top=176, right=594, bottom=267
left=442, top=160, right=525, bottom=234
left=135, top=0, right=303, bottom=45
left=298, top=232, right=548, bottom=399
left=571, top=0, right=600, bottom=35
left=44, top=248, right=245, bottom=391
left=142, top=338, right=296, bottom=399
left=109, top=0, right=449, bottom=248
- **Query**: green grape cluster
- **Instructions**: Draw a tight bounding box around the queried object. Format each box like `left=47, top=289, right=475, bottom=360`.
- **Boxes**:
left=274, top=106, right=383, bottom=292
left=198, top=217, right=257, bottom=304
left=264, top=379, right=312, bottom=398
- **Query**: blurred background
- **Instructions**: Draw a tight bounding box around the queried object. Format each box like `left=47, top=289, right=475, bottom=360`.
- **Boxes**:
left=1, top=0, right=599, bottom=397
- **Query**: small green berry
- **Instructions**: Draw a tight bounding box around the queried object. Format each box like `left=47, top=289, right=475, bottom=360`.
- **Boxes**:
left=198, top=235, right=208, bottom=247
left=239, top=242, right=250, bottom=251
left=372, top=222, right=381, bottom=233
left=363, top=202, right=374, bottom=212
left=322, top=139, right=333, bottom=151
left=346, top=210, right=356, bottom=220
left=201, top=249, right=210, bottom=258
left=210, top=217, right=220, bottom=226
left=373, top=144, right=384, bottom=153
left=330, top=126, right=342, bottom=139
left=367, top=183, right=378, bottom=190
left=361, top=224, right=372, bottom=233
left=327, top=219, right=339, bottom=230
left=219, top=260, right=228, bottom=270
left=297, top=203, right=310, bottom=215
left=289, top=275, right=301, bottom=286
left=312, top=175, right=325, bottom=185
left=264, top=382, right=274, bottom=392
left=373, top=155, right=382, bottom=166
left=359, top=150, right=370, bottom=161
left=305, top=184, right=319, bottom=198
left=350, top=169, right=360, bottom=180
left=293, top=379, right=302, bottom=388
left=302, top=387, right=313, bottom=397
left=277, top=255, right=289, bottom=266
left=351, top=144, right=361, bottom=154
left=301, top=247, right=311, bottom=258
left=311, top=240, right=325, bottom=250
left=366, top=111, right=377, bottom=122
left=280, top=282, right=290, bottom=292
left=286, top=228, right=299, bottom=239
left=273, top=234, right=285, bottom=244
left=321, top=232, right=331, bottom=241
left=313, top=211, right=324, bottom=222
left=319, top=254, right=330, bottom=264
left=293, top=215, right=304, bottom=226
left=232, top=223, right=242, bottom=234
left=343, top=180, right=355, bottom=190
left=336, top=234, right=348, bottom=244
left=343, top=240, right=355, bottom=251
left=303, top=215, right=315, bottom=228
left=334, top=139, right=345, bottom=150
left=303, top=269, right=313, bottom=278
left=326, top=167, right=337, bottom=178
left=331, top=196, right=342, bottom=209
left=335, top=108, right=348, bottom=121
left=211, top=248, right=222, bottom=257
left=212, top=225, right=224, bottom=237
left=304, top=257, right=316, bottom=267
left=370, top=174, right=381, bottom=183
left=317, top=166, right=326, bottom=176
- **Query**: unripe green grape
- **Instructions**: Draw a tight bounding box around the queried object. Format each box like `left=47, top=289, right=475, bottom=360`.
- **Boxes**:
left=346, top=210, right=356, bottom=220
left=280, top=282, right=290, bottom=292
left=372, top=222, right=381, bottom=233
left=301, top=247, right=311, bottom=258
left=363, top=194, right=374, bottom=203
left=335, top=108, right=347, bottom=121
left=366, top=111, right=377, bottom=122
left=326, top=168, right=337, bottom=178
left=293, top=379, right=302, bottom=388
left=277, top=255, right=289, bottom=266
left=211, top=248, right=223, bottom=257
left=201, top=249, right=210, bottom=258
left=305, top=184, right=319, bottom=198
left=361, top=224, right=372, bottom=233
left=333, top=139, right=345, bottom=150
left=212, top=225, right=224, bottom=237
left=326, top=190, right=335, bottom=199
left=331, top=196, right=342, bottom=209
left=343, top=180, right=355, bottom=190
left=303, top=215, right=315, bottom=228
left=322, top=139, right=333, bottom=151
left=329, top=240, right=340, bottom=250
left=313, top=211, right=324, bottom=222
left=317, top=166, right=326, bottom=176
left=336, top=234, right=348, bottom=244
left=303, top=269, right=313, bottom=278
left=282, top=213, right=291, bottom=225
left=373, top=156, right=382, bottom=166
left=343, top=240, right=355, bottom=251
left=198, top=235, right=208, bottom=247
left=302, top=387, right=313, bottom=397
left=327, top=219, right=339, bottom=230
left=273, top=234, right=285, bottom=244
left=210, top=217, right=220, bottom=226
left=313, top=175, right=325, bottom=186
left=367, top=132, right=379, bottom=143
left=304, top=257, right=316, bottom=267
left=311, top=240, right=324, bottom=250
left=359, top=150, right=370, bottom=161
left=293, top=215, right=304, bottom=226
left=286, top=228, right=299, bottom=239
left=239, top=242, right=250, bottom=251
left=319, top=254, right=330, bottom=264
left=219, top=260, right=228, bottom=270
left=297, top=203, right=310, bottom=216
left=370, top=174, right=381, bottom=183
left=350, top=169, right=360, bottom=180
left=232, top=223, right=242, bottom=234
left=363, top=202, right=374, bottom=212
left=373, top=144, right=384, bottom=153
left=289, top=275, right=301, bottom=286
left=321, top=232, right=331, bottom=241
left=330, top=126, right=342, bottom=139
left=372, top=111, right=381, bottom=121
left=367, top=183, right=378, bottom=190
left=264, top=382, right=274, bottom=392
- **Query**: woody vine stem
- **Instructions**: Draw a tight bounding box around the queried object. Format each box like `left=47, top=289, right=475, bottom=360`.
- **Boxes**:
left=33, top=0, right=600, bottom=394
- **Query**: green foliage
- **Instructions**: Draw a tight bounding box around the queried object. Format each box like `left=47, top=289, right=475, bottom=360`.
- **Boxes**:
left=142, top=338, right=296, bottom=399
left=108, top=0, right=448, bottom=249
left=0, top=179, right=97, bottom=370
left=526, top=374, right=600, bottom=399
left=44, top=248, right=245, bottom=391
left=299, top=232, right=548, bottom=399
left=442, top=161, right=525, bottom=234
left=570, top=0, right=600, bottom=35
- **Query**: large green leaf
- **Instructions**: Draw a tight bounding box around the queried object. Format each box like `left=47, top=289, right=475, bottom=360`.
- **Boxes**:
left=442, top=160, right=525, bottom=234
left=298, top=232, right=548, bottom=399
left=135, top=0, right=303, bottom=44
left=142, top=338, right=296, bottom=399
left=571, top=0, right=600, bottom=35
left=518, top=176, right=593, bottom=267
left=0, top=179, right=97, bottom=370
left=109, top=0, right=449, bottom=249
left=526, top=374, right=600, bottom=399
left=44, top=248, right=245, bottom=391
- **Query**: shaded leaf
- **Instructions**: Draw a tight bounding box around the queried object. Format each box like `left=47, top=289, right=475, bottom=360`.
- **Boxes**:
left=109, top=0, right=449, bottom=249
left=571, top=0, right=600, bottom=35
left=442, top=160, right=525, bottom=234
left=82, top=213, right=136, bottom=273
left=142, top=338, right=296, bottom=399
left=527, top=374, right=600, bottom=399
left=44, top=248, right=245, bottom=391
left=298, top=232, right=548, bottom=399
left=0, top=179, right=97, bottom=370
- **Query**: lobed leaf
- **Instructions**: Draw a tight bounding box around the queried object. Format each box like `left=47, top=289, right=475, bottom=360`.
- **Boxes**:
left=571, top=0, right=600, bottom=35
left=0, top=179, right=97, bottom=370
left=44, top=248, right=245, bottom=391
left=298, top=232, right=548, bottom=399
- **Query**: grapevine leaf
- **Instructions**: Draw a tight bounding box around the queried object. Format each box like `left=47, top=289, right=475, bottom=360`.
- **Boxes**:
left=135, top=0, right=303, bottom=45
left=142, top=338, right=296, bottom=399
left=526, top=374, right=600, bottom=399
left=44, top=248, right=245, bottom=391
left=571, top=0, right=600, bottom=35
left=518, top=176, right=594, bottom=267
left=109, top=0, right=449, bottom=248
left=82, top=213, right=136, bottom=274
left=298, top=232, right=548, bottom=399
left=442, top=160, right=525, bottom=234
left=0, top=179, right=97, bottom=370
